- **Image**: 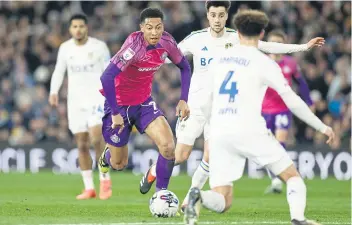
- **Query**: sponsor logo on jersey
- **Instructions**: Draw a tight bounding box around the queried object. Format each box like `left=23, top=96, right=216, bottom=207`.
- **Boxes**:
left=70, top=64, right=95, bottom=73
left=225, top=43, right=233, bottom=49
left=201, top=46, right=208, bottom=51
left=88, top=52, right=94, bottom=59
left=137, top=65, right=162, bottom=72
left=123, top=48, right=135, bottom=60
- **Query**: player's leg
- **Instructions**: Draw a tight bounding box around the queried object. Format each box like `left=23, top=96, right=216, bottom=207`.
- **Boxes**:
left=184, top=133, right=245, bottom=224
left=182, top=124, right=210, bottom=211
left=189, top=123, right=210, bottom=189
left=265, top=112, right=292, bottom=194
left=143, top=116, right=175, bottom=192
left=172, top=114, right=208, bottom=209
left=184, top=185, right=232, bottom=225
left=136, top=98, right=177, bottom=194
left=140, top=113, right=205, bottom=194
left=174, top=114, right=206, bottom=165
left=100, top=143, right=129, bottom=170
left=88, top=124, right=112, bottom=200
left=139, top=142, right=195, bottom=195
left=256, top=134, right=320, bottom=225
left=88, top=103, right=113, bottom=200
left=74, top=132, right=96, bottom=199
left=68, top=107, right=96, bottom=200
left=98, top=100, right=132, bottom=172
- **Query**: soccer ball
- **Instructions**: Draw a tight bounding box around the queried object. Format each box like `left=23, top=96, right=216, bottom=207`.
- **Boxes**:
left=149, top=189, right=179, bottom=218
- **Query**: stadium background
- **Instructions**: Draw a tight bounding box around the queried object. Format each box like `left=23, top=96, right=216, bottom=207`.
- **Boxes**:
left=0, top=1, right=350, bottom=179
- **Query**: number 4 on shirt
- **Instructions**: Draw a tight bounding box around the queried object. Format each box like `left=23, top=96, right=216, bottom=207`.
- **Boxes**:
left=219, top=70, right=238, bottom=102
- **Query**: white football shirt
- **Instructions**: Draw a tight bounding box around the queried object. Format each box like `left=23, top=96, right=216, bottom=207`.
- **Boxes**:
left=178, top=27, right=308, bottom=113
left=178, top=28, right=239, bottom=112
left=50, top=37, right=111, bottom=107
left=207, top=45, right=291, bottom=134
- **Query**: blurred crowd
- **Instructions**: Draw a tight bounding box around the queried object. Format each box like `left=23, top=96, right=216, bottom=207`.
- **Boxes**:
left=0, top=1, right=350, bottom=149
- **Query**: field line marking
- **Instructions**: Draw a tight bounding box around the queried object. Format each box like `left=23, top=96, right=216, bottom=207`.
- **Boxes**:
left=35, top=221, right=351, bottom=225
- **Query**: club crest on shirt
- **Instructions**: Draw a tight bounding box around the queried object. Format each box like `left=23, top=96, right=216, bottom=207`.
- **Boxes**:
left=123, top=48, right=135, bottom=61
left=225, top=43, right=233, bottom=49
left=161, top=52, right=168, bottom=61
left=110, top=134, right=120, bottom=143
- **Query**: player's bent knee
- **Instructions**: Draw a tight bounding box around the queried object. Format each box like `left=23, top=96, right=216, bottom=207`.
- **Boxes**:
left=115, top=163, right=127, bottom=171
left=175, top=143, right=193, bottom=164
left=175, top=151, right=189, bottom=164
left=111, top=162, right=127, bottom=171
left=279, top=164, right=301, bottom=182
left=158, top=141, right=175, bottom=160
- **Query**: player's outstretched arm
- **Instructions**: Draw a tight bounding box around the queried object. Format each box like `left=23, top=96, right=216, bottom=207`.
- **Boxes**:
left=49, top=45, right=67, bottom=107
left=264, top=63, right=335, bottom=145
left=280, top=89, right=335, bottom=145
left=258, top=37, right=325, bottom=54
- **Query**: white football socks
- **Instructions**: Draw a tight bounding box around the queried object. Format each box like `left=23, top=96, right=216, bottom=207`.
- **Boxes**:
left=81, top=170, right=94, bottom=190
left=200, top=190, right=226, bottom=213
left=191, top=159, right=209, bottom=189
left=286, top=176, right=306, bottom=221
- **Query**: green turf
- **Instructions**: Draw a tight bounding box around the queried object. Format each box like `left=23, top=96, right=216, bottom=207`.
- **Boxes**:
left=0, top=172, right=350, bottom=225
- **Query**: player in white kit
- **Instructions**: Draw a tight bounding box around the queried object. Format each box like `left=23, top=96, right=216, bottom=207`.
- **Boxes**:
left=139, top=0, right=326, bottom=207
left=183, top=10, right=335, bottom=225
left=49, top=14, right=112, bottom=200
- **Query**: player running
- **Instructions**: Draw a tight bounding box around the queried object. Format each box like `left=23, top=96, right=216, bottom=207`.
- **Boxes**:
left=98, top=8, right=191, bottom=193
left=49, top=14, right=112, bottom=200
left=184, top=9, right=334, bottom=225
left=139, top=0, right=325, bottom=206
left=262, top=29, right=313, bottom=194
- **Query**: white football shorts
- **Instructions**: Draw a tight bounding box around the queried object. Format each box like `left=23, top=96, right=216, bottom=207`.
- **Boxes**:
left=67, top=100, right=104, bottom=134
left=176, top=112, right=210, bottom=146
left=209, top=130, right=293, bottom=188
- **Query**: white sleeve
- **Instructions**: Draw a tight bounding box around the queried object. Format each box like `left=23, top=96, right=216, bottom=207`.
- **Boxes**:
left=50, top=45, right=66, bottom=95
left=101, top=42, right=111, bottom=70
left=263, top=63, right=327, bottom=133
left=258, top=41, right=308, bottom=54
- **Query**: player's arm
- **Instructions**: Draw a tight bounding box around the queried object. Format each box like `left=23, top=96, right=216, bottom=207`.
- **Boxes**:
left=263, top=62, right=335, bottom=144
left=163, top=33, right=192, bottom=119
left=291, top=62, right=313, bottom=107
left=165, top=34, right=193, bottom=64
left=49, top=44, right=66, bottom=106
left=258, top=37, right=325, bottom=54
left=100, top=37, right=138, bottom=116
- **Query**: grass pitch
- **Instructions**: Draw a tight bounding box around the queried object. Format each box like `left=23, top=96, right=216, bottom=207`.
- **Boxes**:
left=0, top=172, right=350, bottom=225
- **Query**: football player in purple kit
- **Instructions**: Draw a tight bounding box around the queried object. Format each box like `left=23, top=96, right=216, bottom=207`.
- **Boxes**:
left=98, top=8, right=191, bottom=194
left=262, top=30, right=313, bottom=194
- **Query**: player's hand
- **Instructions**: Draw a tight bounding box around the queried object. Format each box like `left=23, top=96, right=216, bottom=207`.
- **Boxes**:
left=48, top=94, right=59, bottom=107
left=111, top=114, right=125, bottom=134
left=176, top=100, right=190, bottom=121
left=323, top=126, right=335, bottom=146
left=307, top=37, right=325, bottom=49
